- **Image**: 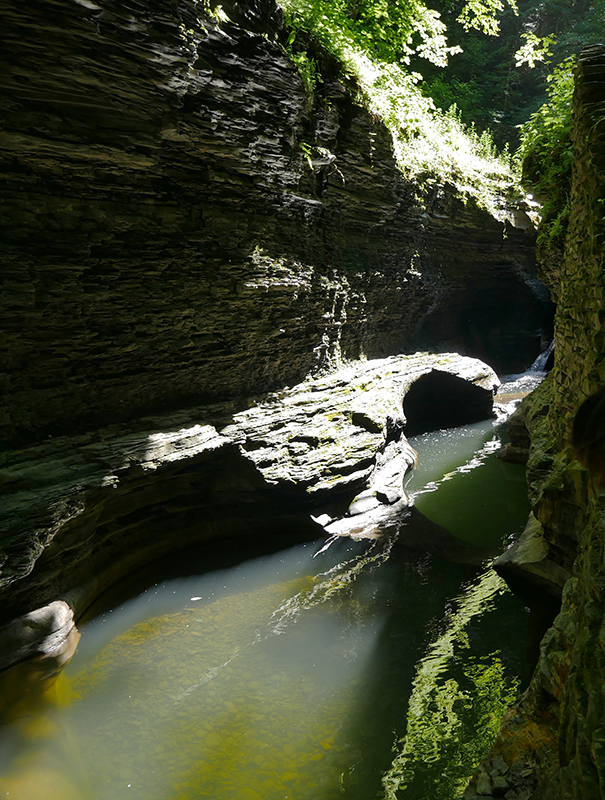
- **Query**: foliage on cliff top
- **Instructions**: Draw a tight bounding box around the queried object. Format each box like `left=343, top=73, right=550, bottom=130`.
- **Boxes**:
left=415, top=0, right=605, bottom=253
left=279, top=0, right=523, bottom=207
left=418, top=0, right=605, bottom=147
left=518, top=56, right=575, bottom=248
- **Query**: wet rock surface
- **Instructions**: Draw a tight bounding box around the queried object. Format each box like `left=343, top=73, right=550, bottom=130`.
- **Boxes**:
left=224, top=352, right=498, bottom=500
left=464, top=754, right=539, bottom=799
left=0, top=600, right=78, bottom=673
left=494, top=511, right=571, bottom=608
left=495, top=443, right=530, bottom=465
left=0, top=352, right=498, bottom=666
left=469, top=45, right=605, bottom=800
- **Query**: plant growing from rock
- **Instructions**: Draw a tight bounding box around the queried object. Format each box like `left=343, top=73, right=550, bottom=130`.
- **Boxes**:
left=279, top=0, right=522, bottom=208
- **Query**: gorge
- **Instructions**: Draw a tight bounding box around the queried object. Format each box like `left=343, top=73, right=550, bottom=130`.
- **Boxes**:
left=0, top=0, right=602, bottom=798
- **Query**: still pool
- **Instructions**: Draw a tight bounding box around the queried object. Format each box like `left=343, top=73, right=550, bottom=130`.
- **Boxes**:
left=0, top=417, right=530, bottom=800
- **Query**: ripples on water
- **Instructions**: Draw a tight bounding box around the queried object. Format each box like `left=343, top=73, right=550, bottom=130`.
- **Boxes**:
left=0, top=417, right=531, bottom=800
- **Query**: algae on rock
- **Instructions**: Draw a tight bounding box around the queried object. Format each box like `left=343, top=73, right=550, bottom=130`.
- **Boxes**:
left=468, top=45, right=605, bottom=800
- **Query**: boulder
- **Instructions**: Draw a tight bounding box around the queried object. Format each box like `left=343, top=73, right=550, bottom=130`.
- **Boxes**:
left=0, top=600, right=79, bottom=674
left=493, top=512, right=571, bottom=610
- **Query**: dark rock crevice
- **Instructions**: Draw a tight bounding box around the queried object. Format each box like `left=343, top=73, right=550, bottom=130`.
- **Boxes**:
left=403, top=369, right=496, bottom=436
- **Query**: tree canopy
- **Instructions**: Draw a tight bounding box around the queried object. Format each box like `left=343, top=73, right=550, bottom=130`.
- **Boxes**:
left=280, top=0, right=521, bottom=201
left=279, top=0, right=602, bottom=227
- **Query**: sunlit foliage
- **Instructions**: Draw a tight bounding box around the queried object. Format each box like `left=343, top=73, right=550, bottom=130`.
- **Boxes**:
left=418, top=0, right=603, bottom=150
left=284, top=0, right=463, bottom=67
left=518, top=56, right=576, bottom=245
left=515, top=32, right=556, bottom=69
left=455, top=0, right=518, bottom=35
left=280, top=0, right=519, bottom=201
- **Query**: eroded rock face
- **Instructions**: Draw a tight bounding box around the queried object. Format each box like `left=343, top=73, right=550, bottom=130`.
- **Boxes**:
left=493, top=511, right=571, bottom=613
left=0, top=353, right=498, bottom=642
left=403, top=368, right=496, bottom=436
left=0, top=0, right=544, bottom=448
left=469, top=45, right=605, bottom=800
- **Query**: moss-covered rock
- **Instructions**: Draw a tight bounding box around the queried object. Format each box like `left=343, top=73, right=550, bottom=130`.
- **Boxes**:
left=472, top=44, right=605, bottom=800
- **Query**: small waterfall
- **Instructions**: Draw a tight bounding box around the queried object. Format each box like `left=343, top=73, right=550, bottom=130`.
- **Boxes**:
left=496, top=339, right=555, bottom=402
left=529, top=339, right=554, bottom=372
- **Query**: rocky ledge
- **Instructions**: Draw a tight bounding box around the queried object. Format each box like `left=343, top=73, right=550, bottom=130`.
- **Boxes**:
left=0, top=351, right=498, bottom=671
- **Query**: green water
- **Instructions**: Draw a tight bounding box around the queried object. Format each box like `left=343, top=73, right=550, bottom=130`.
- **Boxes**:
left=406, top=420, right=530, bottom=547
left=0, top=418, right=530, bottom=800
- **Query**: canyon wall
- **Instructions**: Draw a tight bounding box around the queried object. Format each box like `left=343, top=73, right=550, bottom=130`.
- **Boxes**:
left=0, top=0, right=545, bottom=451
left=467, top=45, right=605, bottom=800
left=5, top=2, right=605, bottom=794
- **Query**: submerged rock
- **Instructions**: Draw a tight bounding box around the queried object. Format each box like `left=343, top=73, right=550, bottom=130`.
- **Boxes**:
left=476, top=770, right=493, bottom=795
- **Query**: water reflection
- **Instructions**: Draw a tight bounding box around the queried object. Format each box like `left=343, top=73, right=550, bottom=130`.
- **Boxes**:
left=0, top=419, right=530, bottom=800
left=407, top=420, right=529, bottom=548
left=65, top=539, right=392, bottom=800
left=0, top=655, right=90, bottom=800
left=381, top=569, right=520, bottom=799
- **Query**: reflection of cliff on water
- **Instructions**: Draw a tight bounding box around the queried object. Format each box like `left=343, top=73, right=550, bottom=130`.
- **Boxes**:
left=406, top=418, right=530, bottom=548
left=381, top=568, right=520, bottom=799
left=0, top=418, right=530, bottom=800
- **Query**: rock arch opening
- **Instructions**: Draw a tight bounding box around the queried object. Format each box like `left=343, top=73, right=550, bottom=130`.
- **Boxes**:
left=403, top=370, right=495, bottom=436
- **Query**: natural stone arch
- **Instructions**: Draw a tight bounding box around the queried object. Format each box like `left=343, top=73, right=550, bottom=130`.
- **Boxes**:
left=403, top=369, right=495, bottom=436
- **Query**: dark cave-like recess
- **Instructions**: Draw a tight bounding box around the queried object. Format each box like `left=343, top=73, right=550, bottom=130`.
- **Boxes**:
left=403, top=370, right=495, bottom=436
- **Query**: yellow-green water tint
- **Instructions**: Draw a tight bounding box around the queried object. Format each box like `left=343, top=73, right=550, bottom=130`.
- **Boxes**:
left=0, top=661, right=91, bottom=800
left=0, top=417, right=532, bottom=800
left=70, top=578, right=364, bottom=800
left=65, top=541, right=395, bottom=800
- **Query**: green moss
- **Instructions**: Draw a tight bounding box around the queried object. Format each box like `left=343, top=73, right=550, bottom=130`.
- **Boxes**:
left=381, top=569, right=520, bottom=798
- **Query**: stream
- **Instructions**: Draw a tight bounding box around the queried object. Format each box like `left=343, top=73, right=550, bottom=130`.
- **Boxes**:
left=0, top=409, right=532, bottom=800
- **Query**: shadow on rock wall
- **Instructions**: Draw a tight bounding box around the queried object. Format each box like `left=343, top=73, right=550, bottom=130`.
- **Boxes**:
left=0, top=0, right=547, bottom=447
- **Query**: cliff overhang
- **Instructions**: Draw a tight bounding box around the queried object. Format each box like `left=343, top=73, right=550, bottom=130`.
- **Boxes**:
left=0, top=352, right=499, bottom=673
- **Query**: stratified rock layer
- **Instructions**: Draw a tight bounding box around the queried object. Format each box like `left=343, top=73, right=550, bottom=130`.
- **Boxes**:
left=0, top=353, right=498, bottom=635
left=0, top=0, right=544, bottom=448
left=468, top=45, right=605, bottom=800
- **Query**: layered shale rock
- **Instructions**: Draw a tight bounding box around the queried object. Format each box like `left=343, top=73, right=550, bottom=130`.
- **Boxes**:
left=0, top=352, right=498, bottom=668
left=0, top=0, right=546, bottom=450
left=467, top=45, right=605, bottom=800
